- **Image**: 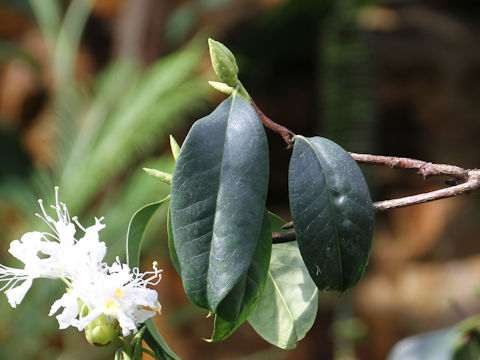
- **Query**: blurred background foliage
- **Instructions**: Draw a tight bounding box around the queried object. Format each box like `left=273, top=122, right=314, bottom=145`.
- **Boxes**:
left=1, top=0, right=480, bottom=359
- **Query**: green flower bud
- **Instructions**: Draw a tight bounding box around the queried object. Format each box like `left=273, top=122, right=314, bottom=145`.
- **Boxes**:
left=208, top=38, right=239, bottom=87
left=85, top=314, right=117, bottom=346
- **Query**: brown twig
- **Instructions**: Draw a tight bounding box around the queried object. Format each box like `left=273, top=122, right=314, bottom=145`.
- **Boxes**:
left=280, top=167, right=480, bottom=233
left=349, top=153, right=469, bottom=180
left=250, top=101, right=480, bottom=240
left=272, top=232, right=296, bottom=244
left=251, top=100, right=295, bottom=148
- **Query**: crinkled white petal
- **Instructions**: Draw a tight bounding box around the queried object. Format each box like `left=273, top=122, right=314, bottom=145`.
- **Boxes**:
left=50, top=260, right=161, bottom=335
left=49, top=292, right=80, bottom=329
left=5, top=278, right=33, bottom=308
left=0, top=188, right=163, bottom=337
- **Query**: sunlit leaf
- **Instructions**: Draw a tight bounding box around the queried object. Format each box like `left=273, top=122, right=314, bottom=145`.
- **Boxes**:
left=387, top=328, right=461, bottom=360
left=248, top=213, right=318, bottom=349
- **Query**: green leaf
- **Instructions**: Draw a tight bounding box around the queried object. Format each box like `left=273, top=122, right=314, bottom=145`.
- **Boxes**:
left=169, top=135, right=181, bottom=161
left=144, top=319, right=181, bottom=360
left=388, top=315, right=480, bottom=360
left=268, top=211, right=292, bottom=234
left=210, top=211, right=272, bottom=342
left=122, top=179, right=179, bottom=360
left=248, top=213, right=318, bottom=349
left=288, top=136, right=374, bottom=292
left=387, top=328, right=461, bottom=360
left=126, top=196, right=170, bottom=268
left=167, top=207, right=181, bottom=275
left=170, top=94, right=269, bottom=312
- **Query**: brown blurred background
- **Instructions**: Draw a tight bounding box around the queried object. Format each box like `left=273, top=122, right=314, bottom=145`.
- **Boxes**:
left=1, top=0, right=480, bottom=359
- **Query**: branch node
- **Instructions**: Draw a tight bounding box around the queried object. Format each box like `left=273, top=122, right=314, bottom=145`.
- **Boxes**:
left=251, top=100, right=296, bottom=149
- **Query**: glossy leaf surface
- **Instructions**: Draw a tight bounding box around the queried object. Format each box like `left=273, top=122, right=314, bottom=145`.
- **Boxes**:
left=210, top=211, right=272, bottom=342
left=248, top=213, right=318, bottom=349
left=170, top=95, right=269, bottom=311
left=288, top=136, right=374, bottom=292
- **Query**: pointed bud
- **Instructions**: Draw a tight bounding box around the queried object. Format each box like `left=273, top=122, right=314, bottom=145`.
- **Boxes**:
left=143, top=168, right=172, bottom=185
left=208, top=38, right=239, bottom=87
left=169, top=135, right=181, bottom=161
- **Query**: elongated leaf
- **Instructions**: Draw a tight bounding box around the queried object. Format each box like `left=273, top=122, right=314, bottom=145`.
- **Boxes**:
left=210, top=211, right=272, bottom=342
left=126, top=196, right=170, bottom=268
left=248, top=213, right=318, bottom=349
left=144, top=319, right=181, bottom=360
left=288, top=136, right=374, bottom=292
left=170, top=95, right=269, bottom=311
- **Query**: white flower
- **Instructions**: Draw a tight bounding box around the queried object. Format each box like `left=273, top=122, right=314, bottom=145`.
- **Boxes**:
left=0, top=187, right=162, bottom=339
left=0, top=187, right=107, bottom=307
left=49, top=259, right=162, bottom=336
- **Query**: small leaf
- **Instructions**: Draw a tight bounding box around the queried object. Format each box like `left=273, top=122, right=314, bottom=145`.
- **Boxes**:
left=210, top=211, right=272, bottom=342
left=126, top=196, right=170, bottom=268
left=288, top=136, right=374, bottom=292
left=170, top=95, right=269, bottom=312
left=144, top=319, right=181, bottom=360
left=143, top=168, right=172, bottom=185
left=247, top=213, right=318, bottom=349
left=169, top=135, right=180, bottom=161
left=208, top=81, right=234, bottom=95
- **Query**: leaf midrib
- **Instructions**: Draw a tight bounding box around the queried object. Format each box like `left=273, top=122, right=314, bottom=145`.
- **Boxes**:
left=206, top=93, right=238, bottom=310
left=268, top=270, right=298, bottom=342
left=301, top=136, right=344, bottom=290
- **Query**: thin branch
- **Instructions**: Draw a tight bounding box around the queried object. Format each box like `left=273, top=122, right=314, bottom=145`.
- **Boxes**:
left=349, top=153, right=469, bottom=180
left=280, top=169, right=480, bottom=233
left=251, top=100, right=295, bottom=148
left=272, top=231, right=296, bottom=244
left=250, top=101, right=480, bottom=240
left=372, top=170, right=480, bottom=211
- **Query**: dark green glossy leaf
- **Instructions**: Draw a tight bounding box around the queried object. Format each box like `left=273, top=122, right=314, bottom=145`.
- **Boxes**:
left=288, top=136, right=374, bottom=292
left=248, top=213, right=318, bottom=349
left=210, top=211, right=272, bottom=342
left=126, top=196, right=170, bottom=268
left=144, top=319, right=181, bottom=360
left=170, top=95, right=269, bottom=311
